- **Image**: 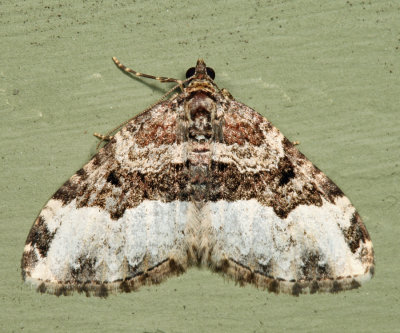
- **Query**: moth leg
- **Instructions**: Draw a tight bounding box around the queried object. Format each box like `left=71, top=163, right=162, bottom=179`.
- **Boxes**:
left=93, top=132, right=114, bottom=141
left=292, top=140, right=300, bottom=145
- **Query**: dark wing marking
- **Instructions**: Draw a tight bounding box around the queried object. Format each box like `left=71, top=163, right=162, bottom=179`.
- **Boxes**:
left=22, top=101, right=189, bottom=296
left=207, top=100, right=374, bottom=295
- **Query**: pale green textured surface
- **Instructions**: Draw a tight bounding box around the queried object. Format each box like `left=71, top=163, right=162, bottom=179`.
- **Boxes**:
left=1, top=1, right=399, bottom=332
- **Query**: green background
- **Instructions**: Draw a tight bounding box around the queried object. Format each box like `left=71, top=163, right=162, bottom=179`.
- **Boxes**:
left=1, top=1, right=399, bottom=332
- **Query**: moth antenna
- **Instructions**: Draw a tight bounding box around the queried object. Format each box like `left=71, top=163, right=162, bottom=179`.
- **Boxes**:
left=94, top=80, right=190, bottom=150
left=95, top=58, right=195, bottom=150
left=112, top=56, right=183, bottom=85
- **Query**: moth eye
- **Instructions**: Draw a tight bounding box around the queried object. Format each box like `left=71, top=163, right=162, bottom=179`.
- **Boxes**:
left=206, top=67, right=215, bottom=79
left=185, top=67, right=196, bottom=78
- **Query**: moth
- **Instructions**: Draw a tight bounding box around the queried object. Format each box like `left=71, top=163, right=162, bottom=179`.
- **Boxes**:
left=22, top=57, right=374, bottom=297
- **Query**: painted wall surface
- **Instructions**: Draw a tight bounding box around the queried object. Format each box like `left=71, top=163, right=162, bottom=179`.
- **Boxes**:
left=1, top=1, right=398, bottom=332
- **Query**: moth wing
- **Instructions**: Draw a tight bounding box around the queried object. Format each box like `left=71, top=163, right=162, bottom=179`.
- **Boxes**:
left=22, top=102, right=190, bottom=296
left=206, top=101, right=374, bottom=295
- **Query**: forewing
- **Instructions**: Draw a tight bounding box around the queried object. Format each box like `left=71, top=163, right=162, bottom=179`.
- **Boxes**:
left=207, top=100, right=374, bottom=295
left=22, top=101, right=189, bottom=296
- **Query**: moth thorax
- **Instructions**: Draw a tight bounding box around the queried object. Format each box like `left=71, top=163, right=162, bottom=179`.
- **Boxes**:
left=185, top=92, right=216, bottom=142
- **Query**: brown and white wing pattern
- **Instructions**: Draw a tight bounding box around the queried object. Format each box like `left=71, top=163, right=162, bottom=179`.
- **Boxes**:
left=22, top=101, right=191, bottom=296
left=206, top=100, right=374, bottom=295
left=22, top=58, right=374, bottom=296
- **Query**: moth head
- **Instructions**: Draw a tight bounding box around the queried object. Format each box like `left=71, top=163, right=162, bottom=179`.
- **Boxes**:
left=186, top=59, right=215, bottom=80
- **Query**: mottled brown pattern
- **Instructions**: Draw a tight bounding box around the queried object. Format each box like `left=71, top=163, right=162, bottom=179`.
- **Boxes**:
left=281, top=137, right=345, bottom=200
left=70, top=256, right=97, bottom=283
left=92, top=147, right=110, bottom=167
left=344, top=212, right=371, bottom=253
left=208, top=159, right=324, bottom=219
left=21, top=250, right=38, bottom=278
left=46, top=72, right=345, bottom=221
left=22, top=58, right=374, bottom=297
left=38, top=283, right=47, bottom=294
left=330, top=281, right=343, bottom=293
left=75, top=167, right=88, bottom=180
left=52, top=179, right=80, bottom=205
left=76, top=163, right=190, bottom=220
left=214, top=258, right=364, bottom=296
left=310, top=281, right=320, bottom=294
left=25, top=216, right=55, bottom=257
left=32, top=257, right=187, bottom=297
left=49, top=106, right=191, bottom=219
left=300, top=252, right=332, bottom=281
left=292, top=283, right=302, bottom=296
left=133, top=101, right=178, bottom=147
left=223, top=106, right=266, bottom=146
left=257, top=261, right=274, bottom=278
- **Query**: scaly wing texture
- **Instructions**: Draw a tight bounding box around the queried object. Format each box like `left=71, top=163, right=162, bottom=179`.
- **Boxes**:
left=21, top=100, right=191, bottom=296
left=22, top=62, right=374, bottom=297
left=206, top=100, right=374, bottom=295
